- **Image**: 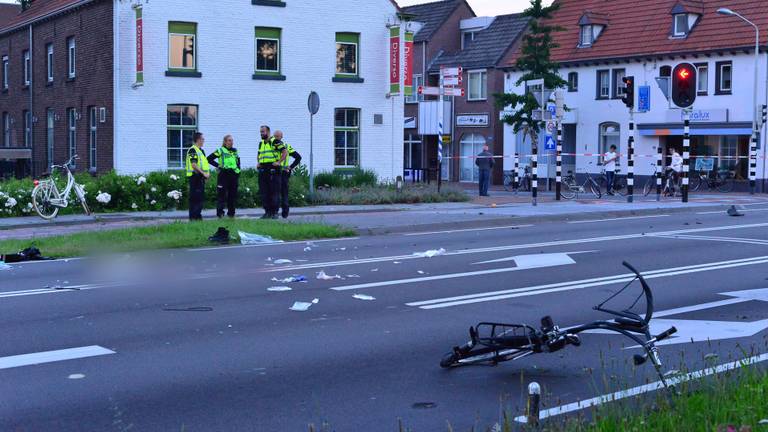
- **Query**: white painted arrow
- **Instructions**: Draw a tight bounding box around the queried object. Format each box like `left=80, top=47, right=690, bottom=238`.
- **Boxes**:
left=472, top=252, right=588, bottom=266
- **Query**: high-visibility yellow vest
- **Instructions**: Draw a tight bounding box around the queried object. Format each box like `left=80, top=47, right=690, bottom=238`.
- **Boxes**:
left=281, top=143, right=295, bottom=168
left=258, top=138, right=279, bottom=165
left=214, top=146, right=240, bottom=174
left=185, top=145, right=210, bottom=177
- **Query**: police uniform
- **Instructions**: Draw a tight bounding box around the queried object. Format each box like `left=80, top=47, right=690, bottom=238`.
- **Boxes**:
left=186, top=145, right=210, bottom=221
left=280, top=143, right=302, bottom=218
left=208, top=146, right=241, bottom=218
left=258, top=137, right=286, bottom=218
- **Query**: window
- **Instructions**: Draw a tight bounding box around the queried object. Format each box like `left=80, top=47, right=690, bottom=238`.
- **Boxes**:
left=46, top=109, right=54, bottom=166
left=334, top=108, right=360, bottom=167
left=46, top=43, right=53, bottom=83
left=167, top=105, right=198, bottom=169
left=673, top=14, right=688, bottom=37
left=23, top=50, right=30, bottom=86
left=660, top=65, right=671, bottom=77
left=2, top=113, right=9, bottom=147
left=22, top=110, right=31, bottom=147
left=612, top=69, right=626, bottom=98
left=462, top=31, right=476, bottom=49
left=567, top=72, right=578, bottom=92
left=580, top=25, right=593, bottom=46
left=716, top=61, right=732, bottom=95
left=67, top=37, right=76, bottom=79
left=168, top=22, right=198, bottom=74
left=254, top=27, right=281, bottom=75
left=596, top=69, right=609, bottom=99
left=89, top=107, right=97, bottom=171
left=695, top=63, right=708, bottom=95
left=2, top=55, right=7, bottom=90
left=460, top=134, right=486, bottom=182
left=404, top=133, right=422, bottom=168
left=335, top=33, right=359, bottom=77
left=599, top=122, right=620, bottom=154
left=67, top=108, right=77, bottom=166
left=406, top=74, right=424, bottom=103
left=467, top=70, right=487, bottom=101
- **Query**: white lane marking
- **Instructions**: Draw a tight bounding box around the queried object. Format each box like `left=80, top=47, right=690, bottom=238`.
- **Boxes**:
left=696, top=208, right=768, bottom=215
left=649, top=233, right=768, bottom=246
left=188, top=236, right=360, bottom=252
left=3, top=258, right=84, bottom=267
left=0, top=345, right=115, bottom=370
left=267, top=222, right=768, bottom=273
left=473, top=251, right=594, bottom=266
left=514, top=352, right=768, bottom=424
left=567, top=215, right=670, bottom=224
left=403, top=225, right=534, bottom=236
left=408, top=256, right=768, bottom=309
left=653, top=297, right=751, bottom=318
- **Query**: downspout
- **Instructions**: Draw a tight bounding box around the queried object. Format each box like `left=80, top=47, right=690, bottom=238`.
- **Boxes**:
left=421, top=41, right=426, bottom=175
left=28, top=24, right=33, bottom=176
left=112, top=0, right=119, bottom=173
left=763, top=46, right=768, bottom=193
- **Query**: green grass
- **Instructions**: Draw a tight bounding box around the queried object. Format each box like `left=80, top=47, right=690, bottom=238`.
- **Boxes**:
left=0, top=219, right=355, bottom=258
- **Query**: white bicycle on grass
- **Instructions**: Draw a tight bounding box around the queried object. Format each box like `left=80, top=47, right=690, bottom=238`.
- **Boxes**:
left=32, top=155, right=91, bottom=220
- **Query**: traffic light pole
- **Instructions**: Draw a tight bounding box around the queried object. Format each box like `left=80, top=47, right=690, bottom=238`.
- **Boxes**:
left=627, top=111, right=634, bottom=203
left=750, top=132, right=757, bottom=195
left=555, top=120, right=562, bottom=201
left=656, top=145, right=662, bottom=201
left=682, top=109, right=690, bottom=203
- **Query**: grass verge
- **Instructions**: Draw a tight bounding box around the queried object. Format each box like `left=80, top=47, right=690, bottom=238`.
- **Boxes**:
left=0, top=219, right=355, bottom=258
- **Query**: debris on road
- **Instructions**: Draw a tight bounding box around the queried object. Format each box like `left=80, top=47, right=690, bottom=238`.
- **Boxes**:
left=239, top=231, right=283, bottom=245
left=417, top=271, right=425, bottom=274
left=273, top=259, right=293, bottom=265
left=303, top=247, right=312, bottom=252
left=333, top=247, right=347, bottom=252
left=67, top=374, right=86, bottom=380
left=208, top=227, right=231, bottom=244
left=267, top=286, right=293, bottom=292
left=352, top=294, right=376, bottom=301
left=289, top=298, right=319, bottom=312
left=316, top=270, right=341, bottom=280
left=271, top=275, right=307, bottom=283
left=1, top=247, right=54, bottom=263
left=371, top=268, right=379, bottom=272
left=727, top=205, right=744, bottom=217
left=162, top=306, right=214, bottom=312
left=0, top=262, right=11, bottom=271
left=413, top=248, right=446, bottom=258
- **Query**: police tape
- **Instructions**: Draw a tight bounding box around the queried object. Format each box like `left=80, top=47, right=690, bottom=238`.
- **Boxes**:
left=441, top=154, right=763, bottom=160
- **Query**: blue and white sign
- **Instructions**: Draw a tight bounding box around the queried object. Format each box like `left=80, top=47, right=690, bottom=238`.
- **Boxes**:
left=665, top=109, right=728, bottom=123
left=547, top=103, right=557, bottom=118
left=695, top=157, right=715, bottom=172
left=638, top=85, right=650, bottom=112
left=545, top=135, right=556, bottom=151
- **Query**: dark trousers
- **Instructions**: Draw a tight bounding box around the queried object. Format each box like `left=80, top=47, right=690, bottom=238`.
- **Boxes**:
left=188, top=175, right=205, bottom=221
left=216, top=170, right=239, bottom=217
left=478, top=169, right=491, bottom=196
left=258, top=167, right=281, bottom=215
left=280, top=171, right=291, bottom=215
left=606, top=170, right=615, bottom=193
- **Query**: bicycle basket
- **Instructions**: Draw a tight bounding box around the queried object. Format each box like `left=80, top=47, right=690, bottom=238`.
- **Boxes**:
left=474, top=322, right=538, bottom=349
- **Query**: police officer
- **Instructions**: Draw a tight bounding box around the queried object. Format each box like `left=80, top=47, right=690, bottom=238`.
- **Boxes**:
left=274, top=130, right=302, bottom=219
left=257, top=125, right=286, bottom=219
left=207, top=134, right=241, bottom=218
left=186, top=132, right=210, bottom=221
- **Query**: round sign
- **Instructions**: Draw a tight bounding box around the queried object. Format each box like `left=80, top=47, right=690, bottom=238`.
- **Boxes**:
left=307, top=91, right=320, bottom=115
left=546, top=121, right=555, bottom=133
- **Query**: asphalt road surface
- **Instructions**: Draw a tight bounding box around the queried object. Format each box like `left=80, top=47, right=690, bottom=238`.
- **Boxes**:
left=2, top=209, right=768, bottom=431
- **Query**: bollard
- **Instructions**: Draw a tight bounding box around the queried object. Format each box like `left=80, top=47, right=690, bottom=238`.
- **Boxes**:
left=513, top=152, right=519, bottom=193
left=531, top=150, right=538, bottom=207
left=556, top=122, right=562, bottom=201
left=527, top=382, right=541, bottom=427
left=656, top=145, right=662, bottom=201
left=750, top=133, right=757, bottom=195
left=627, top=113, right=634, bottom=203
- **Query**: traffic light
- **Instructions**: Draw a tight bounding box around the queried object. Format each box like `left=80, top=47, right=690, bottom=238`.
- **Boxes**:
left=621, top=76, right=635, bottom=109
left=672, top=63, right=697, bottom=108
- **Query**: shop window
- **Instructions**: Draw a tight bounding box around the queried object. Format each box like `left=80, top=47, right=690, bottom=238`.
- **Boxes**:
left=334, top=108, right=360, bottom=167
left=460, top=133, right=486, bottom=182
left=167, top=105, right=198, bottom=169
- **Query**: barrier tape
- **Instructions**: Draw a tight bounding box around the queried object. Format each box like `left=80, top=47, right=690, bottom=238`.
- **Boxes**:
left=443, top=154, right=764, bottom=160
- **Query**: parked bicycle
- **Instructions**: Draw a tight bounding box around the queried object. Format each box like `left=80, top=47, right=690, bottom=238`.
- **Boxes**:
left=504, top=166, right=531, bottom=193
left=599, top=166, right=627, bottom=197
left=560, top=164, right=601, bottom=200
left=689, top=168, right=735, bottom=193
left=32, top=155, right=91, bottom=220
left=440, top=261, right=677, bottom=386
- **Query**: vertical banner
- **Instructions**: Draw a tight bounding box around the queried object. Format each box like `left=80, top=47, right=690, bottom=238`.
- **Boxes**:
left=389, top=26, right=400, bottom=95
left=134, top=4, right=144, bottom=86
left=404, top=31, right=414, bottom=97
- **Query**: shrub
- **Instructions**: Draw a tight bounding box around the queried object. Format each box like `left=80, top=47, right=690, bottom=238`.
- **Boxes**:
left=313, top=168, right=378, bottom=189
left=308, top=184, right=469, bottom=205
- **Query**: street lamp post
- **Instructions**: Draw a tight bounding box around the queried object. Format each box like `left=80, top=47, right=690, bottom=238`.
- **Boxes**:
left=717, top=8, right=760, bottom=194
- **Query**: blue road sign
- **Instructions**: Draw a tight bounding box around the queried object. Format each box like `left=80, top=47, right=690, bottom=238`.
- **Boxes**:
left=545, top=135, right=556, bottom=151
left=547, top=103, right=557, bottom=118
left=638, top=85, right=651, bottom=112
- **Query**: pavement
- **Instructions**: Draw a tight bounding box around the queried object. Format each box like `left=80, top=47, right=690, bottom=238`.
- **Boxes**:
left=2, top=205, right=768, bottom=431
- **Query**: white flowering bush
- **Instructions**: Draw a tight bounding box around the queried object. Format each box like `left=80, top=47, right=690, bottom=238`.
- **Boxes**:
left=4, top=197, right=17, bottom=208
left=136, top=176, right=146, bottom=185
left=96, top=191, right=112, bottom=204
left=167, top=190, right=182, bottom=201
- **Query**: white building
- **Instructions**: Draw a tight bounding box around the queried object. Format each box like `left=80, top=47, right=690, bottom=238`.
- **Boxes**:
left=114, top=0, right=403, bottom=180
left=503, top=0, right=768, bottom=190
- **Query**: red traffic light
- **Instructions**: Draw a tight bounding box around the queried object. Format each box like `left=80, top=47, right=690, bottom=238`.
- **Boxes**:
left=678, top=68, right=691, bottom=80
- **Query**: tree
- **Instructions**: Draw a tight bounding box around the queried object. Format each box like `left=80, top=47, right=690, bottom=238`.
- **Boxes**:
left=496, top=0, right=566, bottom=151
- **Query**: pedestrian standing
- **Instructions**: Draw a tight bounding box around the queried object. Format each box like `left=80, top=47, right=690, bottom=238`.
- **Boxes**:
left=603, top=145, right=619, bottom=195
left=475, top=144, right=494, bottom=197
left=208, top=135, right=241, bottom=218
left=257, top=125, right=286, bottom=219
left=274, top=130, right=302, bottom=219
left=186, top=132, right=210, bottom=221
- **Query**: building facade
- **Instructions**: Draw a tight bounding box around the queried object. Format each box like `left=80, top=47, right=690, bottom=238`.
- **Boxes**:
left=503, top=0, right=768, bottom=190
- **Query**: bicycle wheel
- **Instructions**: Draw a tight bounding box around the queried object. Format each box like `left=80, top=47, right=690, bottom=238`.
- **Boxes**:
left=440, top=346, right=523, bottom=368
left=643, top=177, right=654, bottom=197
left=689, top=174, right=702, bottom=192
left=588, top=179, right=602, bottom=199
left=717, top=177, right=734, bottom=193
left=503, top=175, right=511, bottom=192
left=560, top=179, right=576, bottom=200
left=613, top=177, right=627, bottom=196
left=32, top=182, right=59, bottom=220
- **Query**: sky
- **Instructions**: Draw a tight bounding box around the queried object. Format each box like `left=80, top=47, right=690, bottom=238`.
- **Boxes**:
left=397, top=0, right=533, bottom=16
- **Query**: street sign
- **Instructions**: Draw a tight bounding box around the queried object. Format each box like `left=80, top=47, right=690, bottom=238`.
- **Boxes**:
left=441, top=67, right=462, bottom=77
left=547, top=103, right=557, bottom=119
left=417, top=86, right=440, bottom=96
left=442, top=135, right=451, bottom=144
left=546, top=121, right=555, bottom=134
left=307, top=91, right=320, bottom=195
left=307, top=91, right=320, bottom=115
left=544, top=135, right=556, bottom=151
left=443, top=76, right=463, bottom=86
left=443, top=87, right=465, bottom=97
left=638, top=85, right=650, bottom=112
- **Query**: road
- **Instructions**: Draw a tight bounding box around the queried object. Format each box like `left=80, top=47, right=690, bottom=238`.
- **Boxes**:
left=2, top=209, right=768, bottom=431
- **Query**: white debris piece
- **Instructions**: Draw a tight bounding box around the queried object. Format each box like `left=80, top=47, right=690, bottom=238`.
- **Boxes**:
left=273, top=259, right=293, bottom=265
left=417, top=271, right=425, bottom=274
left=0, top=262, right=11, bottom=271
left=371, top=268, right=379, bottom=272
left=413, top=248, right=446, bottom=258
left=346, top=274, right=361, bottom=278
left=68, top=374, right=86, bottom=380
left=303, top=247, right=312, bottom=252
left=271, top=276, right=307, bottom=283
left=352, top=294, right=376, bottom=301
left=316, top=270, right=341, bottom=280
left=239, top=231, right=283, bottom=245
left=289, top=298, right=319, bottom=312
left=267, top=286, right=293, bottom=292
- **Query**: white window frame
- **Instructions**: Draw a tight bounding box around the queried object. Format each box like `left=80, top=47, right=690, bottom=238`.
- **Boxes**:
left=167, top=105, right=198, bottom=169
left=614, top=69, right=626, bottom=98
left=406, top=74, right=424, bottom=103
left=46, top=108, right=54, bottom=166
left=23, top=50, right=30, bottom=86
left=696, top=64, right=708, bottom=94
left=598, top=70, right=610, bottom=98
left=600, top=122, right=621, bottom=154
left=168, top=32, right=197, bottom=71
left=89, top=107, right=97, bottom=171
left=673, top=14, right=688, bottom=37
left=580, top=25, right=593, bottom=46
left=255, top=37, right=280, bottom=73
left=461, top=31, right=475, bottom=49
left=719, top=63, right=732, bottom=92
left=67, top=37, right=76, bottom=78
left=467, top=69, right=487, bottom=101
left=67, top=108, right=77, bottom=166
left=2, top=113, right=9, bottom=147
left=334, top=108, right=360, bottom=167
left=2, top=56, right=7, bottom=90
left=46, top=43, right=53, bottom=82
left=23, top=110, right=31, bottom=147
left=404, top=133, right=422, bottom=168
left=335, top=42, right=358, bottom=76
left=459, top=133, right=487, bottom=183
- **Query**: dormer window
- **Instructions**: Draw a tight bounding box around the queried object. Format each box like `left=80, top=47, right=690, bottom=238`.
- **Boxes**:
left=580, top=25, right=593, bottom=46
left=670, top=3, right=701, bottom=38
left=577, top=12, right=608, bottom=48
left=673, top=14, right=689, bottom=36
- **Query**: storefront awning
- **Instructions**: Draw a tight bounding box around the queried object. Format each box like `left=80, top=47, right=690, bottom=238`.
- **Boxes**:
left=638, top=122, right=752, bottom=136
left=0, top=148, right=32, bottom=159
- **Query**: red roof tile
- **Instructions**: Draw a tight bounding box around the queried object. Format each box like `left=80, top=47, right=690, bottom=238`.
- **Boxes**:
left=508, top=0, right=768, bottom=66
left=0, top=0, right=93, bottom=35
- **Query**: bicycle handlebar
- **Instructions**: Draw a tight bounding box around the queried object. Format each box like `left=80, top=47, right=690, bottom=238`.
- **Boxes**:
left=654, top=326, right=677, bottom=342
